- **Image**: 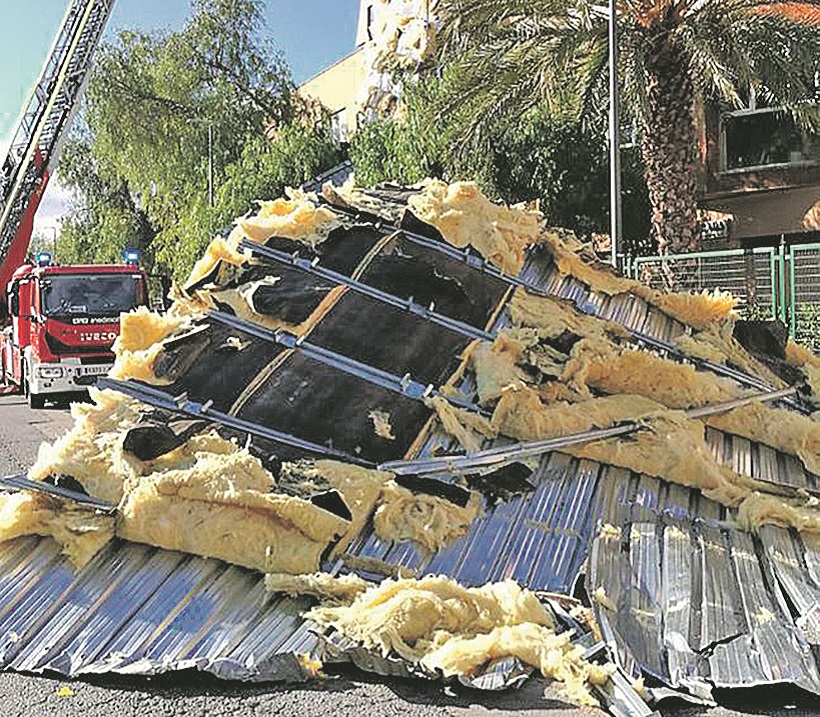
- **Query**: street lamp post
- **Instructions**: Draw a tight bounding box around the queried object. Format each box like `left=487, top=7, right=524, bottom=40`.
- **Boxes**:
left=207, top=122, right=214, bottom=208
left=609, top=0, right=622, bottom=269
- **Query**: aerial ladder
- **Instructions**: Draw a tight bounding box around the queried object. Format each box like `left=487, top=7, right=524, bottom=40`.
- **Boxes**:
left=0, top=0, right=116, bottom=314
left=0, top=0, right=154, bottom=408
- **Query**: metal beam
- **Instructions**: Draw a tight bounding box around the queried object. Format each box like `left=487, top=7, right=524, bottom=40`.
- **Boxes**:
left=97, top=377, right=376, bottom=468
left=207, top=310, right=482, bottom=412
left=0, top=473, right=115, bottom=510
left=381, top=386, right=799, bottom=476
left=608, top=0, right=623, bottom=268
left=240, top=207, right=810, bottom=413
left=239, top=239, right=494, bottom=342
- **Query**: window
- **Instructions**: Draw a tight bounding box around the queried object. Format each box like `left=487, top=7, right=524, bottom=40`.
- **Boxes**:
left=41, top=274, right=143, bottom=319
left=330, top=109, right=348, bottom=143
left=721, top=85, right=820, bottom=172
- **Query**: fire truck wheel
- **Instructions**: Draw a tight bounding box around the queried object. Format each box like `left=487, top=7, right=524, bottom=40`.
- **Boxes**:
left=22, top=362, right=45, bottom=409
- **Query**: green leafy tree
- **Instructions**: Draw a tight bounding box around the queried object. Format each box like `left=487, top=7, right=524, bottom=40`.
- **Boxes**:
left=350, top=77, right=651, bottom=249
left=157, top=124, right=343, bottom=279
left=58, top=0, right=341, bottom=279
left=436, top=0, right=820, bottom=254
left=57, top=130, right=157, bottom=265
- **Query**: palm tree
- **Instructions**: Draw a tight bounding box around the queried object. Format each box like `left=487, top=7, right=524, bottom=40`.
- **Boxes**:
left=436, top=0, right=820, bottom=254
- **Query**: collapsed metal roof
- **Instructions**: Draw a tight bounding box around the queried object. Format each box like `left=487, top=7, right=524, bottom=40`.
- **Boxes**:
left=2, top=181, right=819, bottom=714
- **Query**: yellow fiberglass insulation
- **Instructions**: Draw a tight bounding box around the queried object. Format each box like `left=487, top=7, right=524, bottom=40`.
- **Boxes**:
left=117, top=447, right=351, bottom=575
left=650, top=290, right=738, bottom=331
left=425, top=396, right=497, bottom=453
left=736, top=492, right=820, bottom=533
left=436, top=387, right=773, bottom=513
left=570, top=341, right=743, bottom=408
left=406, top=180, right=542, bottom=275
left=322, top=178, right=405, bottom=223
left=311, top=460, right=390, bottom=556
left=298, top=461, right=478, bottom=555
left=239, top=188, right=342, bottom=246
left=489, top=388, right=664, bottom=440
left=110, top=306, right=200, bottom=385
left=368, top=0, right=439, bottom=72
left=373, top=481, right=482, bottom=554
left=264, top=571, right=370, bottom=605
left=29, top=388, right=143, bottom=504
left=674, top=320, right=786, bottom=389
left=471, top=304, right=820, bottom=477
left=784, top=340, right=820, bottom=408
left=566, top=414, right=762, bottom=509
left=469, top=329, right=537, bottom=404
left=369, top=410, right=396, bottom=440
left=185, top=231, right=251, bottom=290
left=507, top=289, right=628, bottom=342
left=706, top=401, right=820, bottom=477
left=185, top=188, right=341, bottom=289
left=539, top=228, right=737, bottom=330
left=306, top=576, right=606, bottom=707
left=0, top=491, right=114, bottom=568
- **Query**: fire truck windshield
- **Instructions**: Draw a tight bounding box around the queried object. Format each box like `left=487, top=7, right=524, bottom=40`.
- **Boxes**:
left=41, top=274, right=141, bottom=318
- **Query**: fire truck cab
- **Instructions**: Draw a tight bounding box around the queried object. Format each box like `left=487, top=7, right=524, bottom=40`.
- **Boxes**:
left=1, top=251, right=148, bottom=408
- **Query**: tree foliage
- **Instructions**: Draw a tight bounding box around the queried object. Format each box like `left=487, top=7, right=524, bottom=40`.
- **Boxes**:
left=155, top=124, right=342, bottom=278
left=434, top=0, right=820, bottom=252
left=57, top=130, right=157, bottom=266
left=350, top=76, right=650, bottom=250
left=58, top=0, right=341, bottom=279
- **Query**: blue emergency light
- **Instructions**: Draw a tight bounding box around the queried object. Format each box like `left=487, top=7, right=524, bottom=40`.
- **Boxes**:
left=123, top=249, right=141, bottom=266
left=36, top=251, right=53, bottom=266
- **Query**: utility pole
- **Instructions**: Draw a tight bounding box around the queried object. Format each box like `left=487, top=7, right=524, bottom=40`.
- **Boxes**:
left=208, top=123, right=214, bottom=207
left=609, top=0, right=622, bottom=269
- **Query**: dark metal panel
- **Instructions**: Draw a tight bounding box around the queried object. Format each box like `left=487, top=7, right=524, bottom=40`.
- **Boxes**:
left=696, top=524, right=746, bottom=653
left=0, top=537, right=320, bottom=682
left=32, top=546, right=186, bottom=675
left=718, top=530, right=820, bottom=691
left=236, top=353, right=432, bottom=463
left=307, top=291, right=471, bottom=386
left=344, top=451, right=605, bottom=594
left=661, top=522, right=704, bottom=691
left=0, top=538, right=77, bottom=664
left=78, top=550, right=224, bottom=674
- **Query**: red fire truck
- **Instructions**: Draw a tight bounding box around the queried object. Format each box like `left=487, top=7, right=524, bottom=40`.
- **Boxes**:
left=0, top=0, right=147, bottom=408
left=1, top=251, right=148, bottom=407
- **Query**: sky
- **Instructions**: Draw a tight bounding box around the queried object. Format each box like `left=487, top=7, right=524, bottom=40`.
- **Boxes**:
left=0, top=0, right=359, bottom=231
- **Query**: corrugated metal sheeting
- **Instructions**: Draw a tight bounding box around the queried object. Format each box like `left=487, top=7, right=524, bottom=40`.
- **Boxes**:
left=0, top=535, right=318, bottom=681
left=1, top=184, right=818, bottom=713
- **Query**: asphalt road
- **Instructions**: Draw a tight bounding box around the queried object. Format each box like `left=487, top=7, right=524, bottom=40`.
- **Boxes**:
left=0, top=393, right=818, bottom=717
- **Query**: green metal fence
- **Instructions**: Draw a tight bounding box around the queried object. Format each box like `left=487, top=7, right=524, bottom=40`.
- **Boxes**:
left=628, top=244, right=820, bottom=350
left=789, top=243, right=820, bottom=349
left=631, top=247, right=778, bottom=319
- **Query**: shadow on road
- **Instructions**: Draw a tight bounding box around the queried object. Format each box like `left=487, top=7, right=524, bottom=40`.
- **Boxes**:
left=32, top=665, right=583, bottom=714
left=24, top=664, right=820, bottom=717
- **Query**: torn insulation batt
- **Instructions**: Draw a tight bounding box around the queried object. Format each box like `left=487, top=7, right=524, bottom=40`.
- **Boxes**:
left=306, top=575, right=610, bottom=706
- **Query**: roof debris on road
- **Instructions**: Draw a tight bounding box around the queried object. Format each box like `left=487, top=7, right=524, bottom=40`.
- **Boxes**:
left=0, top=175, right=818, bottom=715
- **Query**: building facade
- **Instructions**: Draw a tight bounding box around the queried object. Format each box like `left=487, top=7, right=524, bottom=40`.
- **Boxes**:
left=297, top=1, right=437, bottom=143
left=698, top=96, right=820, bottom=248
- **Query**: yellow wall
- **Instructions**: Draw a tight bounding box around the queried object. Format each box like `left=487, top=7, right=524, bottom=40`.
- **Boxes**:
left=298, top=48, right=368, bottom=141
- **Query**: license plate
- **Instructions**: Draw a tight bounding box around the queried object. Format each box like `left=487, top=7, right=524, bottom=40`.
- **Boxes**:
left=79, top=365, right=111, bottom=377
